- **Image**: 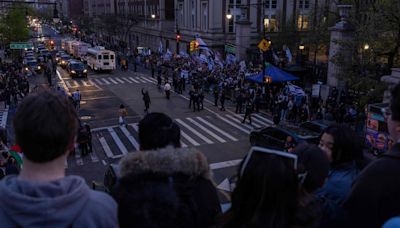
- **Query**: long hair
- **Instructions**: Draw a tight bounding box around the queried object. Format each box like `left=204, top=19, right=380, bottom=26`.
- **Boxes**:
left=224, top=152, right=298, bottom=228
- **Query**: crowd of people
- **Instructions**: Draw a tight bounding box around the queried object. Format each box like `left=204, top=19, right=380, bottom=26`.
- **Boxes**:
left=0, top=83, right=400, bottom=227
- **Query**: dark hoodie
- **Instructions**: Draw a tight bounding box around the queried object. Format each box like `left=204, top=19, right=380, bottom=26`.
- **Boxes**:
left=0, top=175, right=117, bottom=228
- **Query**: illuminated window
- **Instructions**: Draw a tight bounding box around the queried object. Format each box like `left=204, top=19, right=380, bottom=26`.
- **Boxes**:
left=297, top=15, right=309, bottom=31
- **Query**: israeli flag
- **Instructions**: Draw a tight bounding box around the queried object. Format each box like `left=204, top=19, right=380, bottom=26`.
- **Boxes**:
left=285, top=47, right=293, bottom=63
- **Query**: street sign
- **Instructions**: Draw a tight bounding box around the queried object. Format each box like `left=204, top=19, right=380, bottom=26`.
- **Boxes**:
left=224, top=43, right=236, bottom=54
left=257, top=39, right=270, bottom=52
left=10, top=42, right=33, bottom=50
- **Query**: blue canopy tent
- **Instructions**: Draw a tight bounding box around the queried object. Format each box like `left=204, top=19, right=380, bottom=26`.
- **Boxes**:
left=246, top=65, right=299, bottom=83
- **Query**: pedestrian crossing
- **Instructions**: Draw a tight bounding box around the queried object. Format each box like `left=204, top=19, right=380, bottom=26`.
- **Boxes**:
left=66, top=113, right=273, bottom=167
left=64, top=75, right=157, bottom=88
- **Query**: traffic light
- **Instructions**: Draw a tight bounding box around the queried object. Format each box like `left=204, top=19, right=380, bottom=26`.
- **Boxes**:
left=176, top=30, right=181, bottom=43
left=189, top=40, right=200, bottom=52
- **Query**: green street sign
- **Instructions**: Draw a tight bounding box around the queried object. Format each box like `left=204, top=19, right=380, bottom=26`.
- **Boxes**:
left=225, top=43, right=236, bottom=54
left=10, top=42, right=33, bottom=50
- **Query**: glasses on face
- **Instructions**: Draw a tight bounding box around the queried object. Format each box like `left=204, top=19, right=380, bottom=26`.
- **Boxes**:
left=240, top=146, right=307, bottom=184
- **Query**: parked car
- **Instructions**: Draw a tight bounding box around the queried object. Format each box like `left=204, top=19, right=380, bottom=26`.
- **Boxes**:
left=299, top=120, right=334, bottom=135
left=66, top=60, right=88, bottom=78
left=249, top=125, right=320, bottom=151
left=59, top=54, right=71, bottom=68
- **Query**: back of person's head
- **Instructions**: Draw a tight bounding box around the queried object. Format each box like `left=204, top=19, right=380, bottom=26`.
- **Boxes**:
left=292, top=144, right=330, bottom=193
left=114, top=173, right=179, bottom=228
left=227, top=148, right=298, bottom=227
left=13, top=90, right=78, bottom=163
left=320, top=124, right=363, bottom=167
left=138, top=113, right=180, bottom=150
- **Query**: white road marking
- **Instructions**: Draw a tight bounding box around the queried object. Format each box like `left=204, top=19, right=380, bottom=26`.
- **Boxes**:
left=121, top=77, right=133, bottom=83
left=90, top=152, right=99, bottom=162
left=135, top=77, right=147, bottom=83
left=102, top=160, right=107, bottom=166
left=120, top=125, right=140, bottom=151
left=196, top=117, right=238, bottom=141
left=72, top=80, right=79, bottom=87
left=232, top=114, right=262, bottom=128
left=115, top=78, right=125, bottom=83
left=82, top=80, right=90, bottom=86
left=94, top=79, right=104, bottom=85
left=180, top=141, right=188, bottom=148
left=216, top=115, right=250, bottom=134
left=175, top=119, right=213, bottom=144
left=253, top=113, right=274, bottom=125
left=209, top=159, right=242, bottom=170
left=99, top=137, right=114, bottom=158
left=225, top=115, right=254, bottom=130
left=65, top=81, right=72, bottom=88
left=108, top=78, right=119, bottom=84
left=101, top=78, right=111, bottom=85
left=180, top=130, right=200, bottom=146
left=128, top=77, right=139, bottom=83
left=139, top=76, right=154, bottom=83
left=247, top=114, right=270, bottom=127
left=187, top=118, right=226, bottom=143
left=108, top=127, right=128, bottom=154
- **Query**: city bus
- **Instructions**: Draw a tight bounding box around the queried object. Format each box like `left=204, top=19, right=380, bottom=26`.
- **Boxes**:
left=86, top=46, right=116, bottom=71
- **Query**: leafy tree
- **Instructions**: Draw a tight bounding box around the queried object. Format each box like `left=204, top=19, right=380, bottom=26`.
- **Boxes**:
left=0, top=8, right=29, bottom=44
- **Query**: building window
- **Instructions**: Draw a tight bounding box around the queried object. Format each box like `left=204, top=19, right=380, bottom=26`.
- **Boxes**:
left=265, top=0, right=277, bottom=9
left=263, top=15, right=278, bottom=32
left=297, top=15, right=309, bottom=30
left=299, top=0, right=310, bottom=9
left=201, top=2, right=208, bottom=31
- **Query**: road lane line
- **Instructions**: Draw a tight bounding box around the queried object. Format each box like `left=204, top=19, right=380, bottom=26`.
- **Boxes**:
left=120, top=125, right=140, bottom=151
left=99, top=137, right=114, bottom=158
left=108, top=78, right=119, bottom=84
left=247, top=114, right=271, bottom=127
left=209, top=159, right=242, bottom=170
left=108, top=127, right=128, bottom=154
left=180, top=131, right=200, bottom=146
left=121, top=77, right=133, bottom=83
left=128, top=77, right=139, bottom=83
left=139, top=76, right=154, bottom=83
left=72, top=80, right=79, bottom=87
left=65, top=81, right=72, bottom=88
left=216, top=115, right=250, bottom=134
left=175, top=119, right=213, bottom=144
left=187, top=118, right=226, bottom=143
left=115, top=78, right=125, bottom=83
left=101, top=78, right=111, bottom=85
left=224, top=115, right=254, bottom=130
left=196, top=117, right=238, bottom=141
left=94, top=79, right=104, bottom=85
left=232, top=114, right=262, bottom=128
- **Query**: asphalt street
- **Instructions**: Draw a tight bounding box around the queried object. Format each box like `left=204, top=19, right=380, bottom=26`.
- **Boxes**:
left=31, top=25, right=275, bottom=201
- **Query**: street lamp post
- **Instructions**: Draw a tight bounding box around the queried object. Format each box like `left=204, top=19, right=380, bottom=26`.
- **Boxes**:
left=299, top=42, right=305, bottom=65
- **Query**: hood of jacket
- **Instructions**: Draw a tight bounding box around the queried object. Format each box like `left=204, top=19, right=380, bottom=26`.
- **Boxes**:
left=119, top=146, right=212, bottom=180
left=0, top=175, right=91, bottom=227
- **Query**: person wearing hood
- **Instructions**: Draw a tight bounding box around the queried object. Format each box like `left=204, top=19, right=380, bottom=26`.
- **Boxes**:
left=0, top=90, right=118, bottom=227
left=113, top=113, right=221, bottom=228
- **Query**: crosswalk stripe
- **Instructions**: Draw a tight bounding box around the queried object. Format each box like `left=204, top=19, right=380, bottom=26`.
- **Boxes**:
left=176, top=119, right=213, bottom=144
left=99, top=137, right=114, bottom=158
left=225, top=115, right=254, bottom=130
left=115, top=78, right=125, bottom=83
left=128, top=77, right=139, bottom=83
left=196, top=117, right=238, bottom=141
left=130, top=123, right=138, bottom=132
left=253, top=113, right=274, bottom=125
left=216, top=115, right=250, bottom=134
left=94, top=79, right=104, bottom=85
left=108, top=127, right=128, bottom=154
left=101, top=78, right=111, bottom=85
left=72, top=80, right=80, bottom=87
left=135, top=77, right=147, bottom=83
left=65, top=81, right=72, bottom=88
left=121, top=77, right=133, bottom=83
left=247, top=114, right=270, bottom=127
left=180, top=141, right=188, bottom=148
left=140, top=76, right=155, bottom=83
left=180, top=130, right=200, bottom=146
left=88, top=79, right=96, bottom=86
left=82, top=80, right=90, bottom=86
left=232, top=114, right=263, bottom=128
left=120, top=125, right=140, bottom=151
left=187, top=118, right=226, bottom=143
left=108, top=78, right=119, bottom=84
left=90, top=152, right=99, bottom=162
